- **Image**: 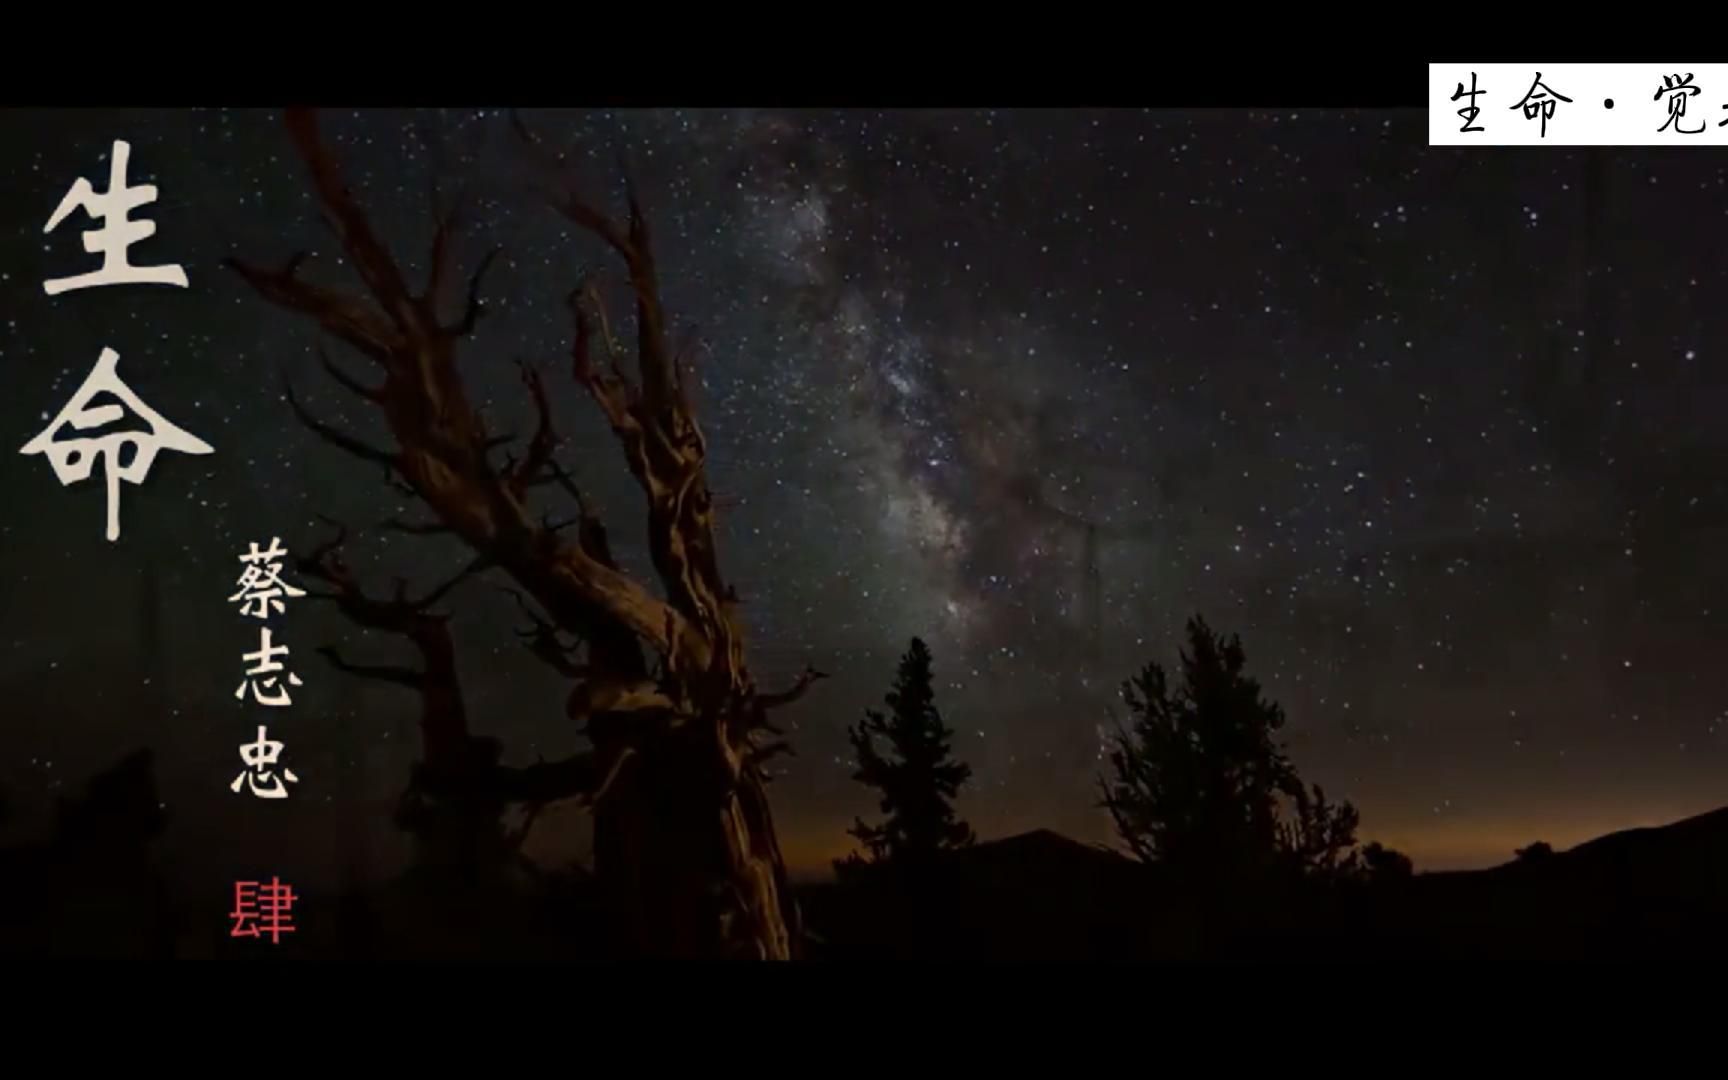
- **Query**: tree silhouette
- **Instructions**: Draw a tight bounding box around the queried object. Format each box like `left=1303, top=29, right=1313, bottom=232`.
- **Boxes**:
left=1515, top=841, right=1555, bottom=863
left=229, top=109, right=827, bottom=959
left=1279, top=781, right=1363, bottom=883
left=54, top=748, right=167, bottom=851
left=1358, top=841, right=1414, bottom=883
left=293, top=526, right=543, bottom=884
left=1100, top=616, right=1364, bottom=886
left=843, top=637, right=975, bottom=870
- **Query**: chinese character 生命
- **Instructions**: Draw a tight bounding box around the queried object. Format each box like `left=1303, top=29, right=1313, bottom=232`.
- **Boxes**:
left=230, top=877, right=296, bottom=943
left=1510, top=72, right=1572, bottom=138
left=229, top=537, right=307, bottom=618
left=19, top=347, right=214, bottom=542
left=235, top=626, right=303, bottom=707
left=1655, top=73, right=1705, bottom=134
left=43, top=139, right=189, bottom=296
left=231, top=725, right=300, bottom=798
left=1451, top=73, right=1485, bottom=133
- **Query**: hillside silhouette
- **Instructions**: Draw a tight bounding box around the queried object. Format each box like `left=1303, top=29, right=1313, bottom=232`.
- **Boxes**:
left=4, top=746, right=1728, bottom=960
left=1368, top=807, right=1728, bottom=960
left=801, top=808, right=1728, bottom=962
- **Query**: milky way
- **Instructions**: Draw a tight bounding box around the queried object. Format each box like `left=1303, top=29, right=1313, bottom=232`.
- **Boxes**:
left=3, top=107, right=1727, bottom=885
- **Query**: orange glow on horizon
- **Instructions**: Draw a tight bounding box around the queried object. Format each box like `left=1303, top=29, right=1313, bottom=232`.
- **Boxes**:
left=776, top=800, right=1728, bottom=879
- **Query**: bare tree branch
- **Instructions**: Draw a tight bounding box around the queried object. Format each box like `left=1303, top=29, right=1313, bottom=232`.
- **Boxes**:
left=584, top=745, right=636, bottom=805
left=448, top=247, right=501, bottom=336
left=283, top=375, right=397, bottom=467
left=505, top=358, right=558, bottom=500
left=501, top=586, right=588, bottom=678
left=540, top=458, right=592, bottom=519
left=314, top=342, right=384, bottom=408
left=294, top=519, right=479, bottom=773
left=224, top=252, right=396, bottom=361
left=488, top=744, right=637, bottom=810
left=241, top=116, right=689, bottom=666
left=382, top=465, right=420, bottom=500
left=406, top=740, right=638, bottom=833
left=378, top=516, right=452, bottom=536
left=304, top=516, right=350, bottom=566
left=296, top=522, right=476, bottom=627
left=284, top=108, right=419, bottom=332
left=759, top=664, right=830, bottom=710
left=509, top=111, right=635, bottom=261
left=564, top=678, right=676, bottom=724
left=418, top=552, right=493, bottom=612
left=746, top=739, right=794, bottom=769
left=316, top=645, right=424, bottom=689
left=425, top=188, right=469, bottom=308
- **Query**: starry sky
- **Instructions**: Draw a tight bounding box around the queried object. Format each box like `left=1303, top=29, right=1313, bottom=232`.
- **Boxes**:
left=2, top=106, right=1727, bottom=893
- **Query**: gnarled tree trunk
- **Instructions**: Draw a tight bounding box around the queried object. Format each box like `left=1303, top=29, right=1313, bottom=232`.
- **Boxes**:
left=593, top=724, right=798, bottom=959
left=230, top=108, right=823, bottom=960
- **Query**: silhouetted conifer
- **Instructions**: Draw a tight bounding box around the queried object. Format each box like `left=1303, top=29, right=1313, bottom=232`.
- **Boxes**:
left=842, top=637, right=974, bottom=871
left=1359, top=841, right=1414, bottom=883
left=1280, top=781, right=1362, bottom=883
left=1101, top=616, right=1370, bottom=886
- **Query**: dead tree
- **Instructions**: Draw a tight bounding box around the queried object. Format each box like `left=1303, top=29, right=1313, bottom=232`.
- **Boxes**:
left=229, top=108, right=825, bottom=959
left=296, top=521, right=604, bottom=878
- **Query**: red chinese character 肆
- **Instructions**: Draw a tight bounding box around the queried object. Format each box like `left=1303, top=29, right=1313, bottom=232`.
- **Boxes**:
left=229, top=877, right=297, bottom=943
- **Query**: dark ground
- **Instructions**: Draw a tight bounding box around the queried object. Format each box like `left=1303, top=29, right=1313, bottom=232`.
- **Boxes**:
left=5, top=751, right=1726, bottom=962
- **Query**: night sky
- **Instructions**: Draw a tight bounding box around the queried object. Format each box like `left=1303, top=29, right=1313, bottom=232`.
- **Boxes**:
left=2, top=107, right=1726, bottom=893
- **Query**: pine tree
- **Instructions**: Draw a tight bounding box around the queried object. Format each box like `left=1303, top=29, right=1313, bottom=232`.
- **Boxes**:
left=844, top=637, right=975, bottom=869
left=1101, top=616, right=1363, bottom=886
